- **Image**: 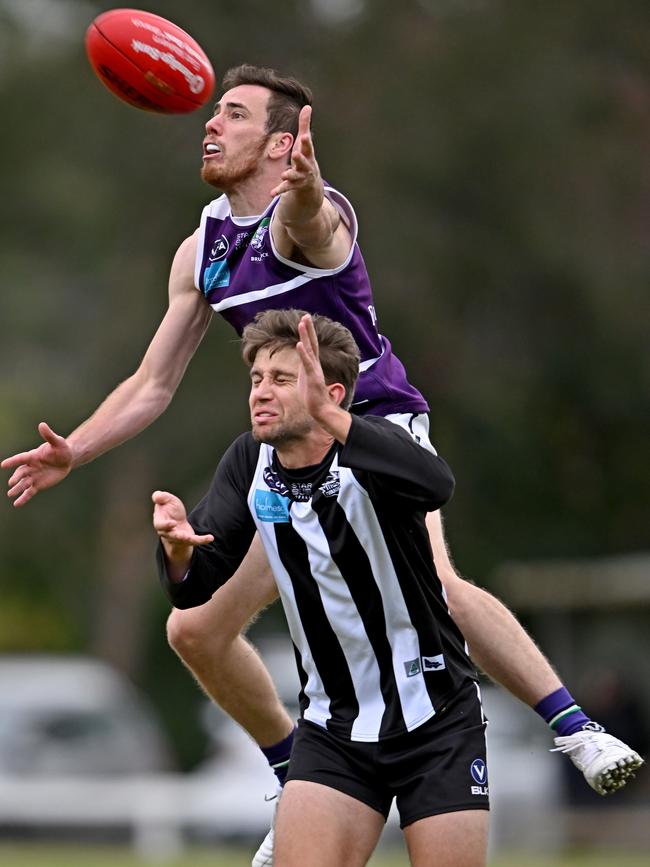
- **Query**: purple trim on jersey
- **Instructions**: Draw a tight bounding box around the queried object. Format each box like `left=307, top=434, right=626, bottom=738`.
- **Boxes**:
left=195, top=191, right=429, bottom=417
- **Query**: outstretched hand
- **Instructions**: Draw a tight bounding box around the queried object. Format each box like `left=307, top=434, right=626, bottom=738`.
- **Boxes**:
left=271, top=105, right=321, bottom=200
left=152, top=490, right=214, bottom=551
left=1, top=422, right=72, bottom=507
left=295, top=313, right=329, bottom=418
left=295, top=314, right=352, bottom=444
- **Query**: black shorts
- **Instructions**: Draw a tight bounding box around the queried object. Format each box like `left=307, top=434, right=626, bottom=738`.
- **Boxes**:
left=286, top=680, right=489, bottom=828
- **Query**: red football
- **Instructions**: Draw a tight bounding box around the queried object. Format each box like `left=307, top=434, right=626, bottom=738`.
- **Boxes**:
left=85, top=8, right=215, bottom=114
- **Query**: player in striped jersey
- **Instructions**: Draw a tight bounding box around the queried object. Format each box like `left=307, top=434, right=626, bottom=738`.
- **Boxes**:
left=3, top=64, right=642, bottom=864
left=155, top=310, right=489, bottom=867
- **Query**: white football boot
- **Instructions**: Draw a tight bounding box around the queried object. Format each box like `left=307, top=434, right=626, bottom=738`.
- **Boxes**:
left=553, top=725, right=644, bottom=795
left=251, top=789, right=280, bottom=867
left=252, top=826, right=275, bottom=867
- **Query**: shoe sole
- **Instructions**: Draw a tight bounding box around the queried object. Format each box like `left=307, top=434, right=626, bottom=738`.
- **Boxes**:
left=596, top=754, right=644, bottom=795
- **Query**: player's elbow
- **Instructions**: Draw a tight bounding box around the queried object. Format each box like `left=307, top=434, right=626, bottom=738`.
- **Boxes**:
left=427, top=462, right=455, bottom=509
left=135, top=372, right=176, bottom=418
left=150, top=379, right=176, bottom=412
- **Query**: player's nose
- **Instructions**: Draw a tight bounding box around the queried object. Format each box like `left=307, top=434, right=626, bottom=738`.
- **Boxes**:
left=205, top=113, right=223, bottom=135
left=253, top=382, right=271, bottom=399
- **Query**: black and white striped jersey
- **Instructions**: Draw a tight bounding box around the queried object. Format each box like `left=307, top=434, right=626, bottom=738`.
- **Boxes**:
left=158, top=415, right=477, bottom=742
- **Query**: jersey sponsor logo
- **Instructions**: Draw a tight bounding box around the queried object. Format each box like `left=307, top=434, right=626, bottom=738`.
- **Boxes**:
left=234, top=231, right=251, bottom=249
left=404, top=658, right=422, bottom=678
left=470, top=758, right=488, bottom=795
left=421, top=654, right=445, bottom=672
left=263, top=468, right=290, bottom=497
left=203, top=260, right=231, bottom=293
left=254, top=489, right=290, bottom=523
left=288, top=481, right=312, bottom=502
left=263, top=467, right=314, bottom=502
left=208, top=234, right=230, bottom=261
left=319, top=471, right=340, bottom=498
left=404, top=655, right=445, bottom=678
left=250, top=218, right=270, bottom=251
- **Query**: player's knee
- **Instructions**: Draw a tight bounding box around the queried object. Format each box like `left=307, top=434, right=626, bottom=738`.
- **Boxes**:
left=167, top=608, right=198, bottom=659
left=166, top=606, right=235, bottom=662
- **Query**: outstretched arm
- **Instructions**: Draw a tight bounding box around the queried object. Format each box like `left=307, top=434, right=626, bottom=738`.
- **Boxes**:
left=270, top=106, right=352, bottom=269
left=2, top=232, right=211, bottom=507
left=155, top=435, right=259, bottom=609
left=152, top=490, right=214, bottom=583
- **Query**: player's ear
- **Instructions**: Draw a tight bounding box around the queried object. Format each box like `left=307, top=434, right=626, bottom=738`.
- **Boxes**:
left=268, top=132, right=294, bottom=161
left=327, top=383, right=347, bottom=407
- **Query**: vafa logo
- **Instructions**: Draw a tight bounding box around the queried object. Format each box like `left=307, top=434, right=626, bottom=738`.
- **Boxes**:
left=470, top=758, right=488, bottom=796
left=209, top=234, right=229, bottom=262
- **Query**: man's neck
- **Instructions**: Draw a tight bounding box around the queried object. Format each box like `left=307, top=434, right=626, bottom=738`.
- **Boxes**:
left=228, top=186, right=273, bottom=217
left=274, top=432, right=336, bottom=470
left=223, top=166, right=284, bottom=217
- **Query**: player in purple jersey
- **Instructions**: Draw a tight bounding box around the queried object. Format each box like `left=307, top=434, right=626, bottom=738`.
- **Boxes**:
left=2, top=64, right=642, bottom=865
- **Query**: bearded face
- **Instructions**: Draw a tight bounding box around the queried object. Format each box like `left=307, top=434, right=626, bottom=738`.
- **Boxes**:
left=201, top=132, right=270, bottom=192
left=249, top=347, right=316, bottom=448
left=201, top=84, right=274, bottom=194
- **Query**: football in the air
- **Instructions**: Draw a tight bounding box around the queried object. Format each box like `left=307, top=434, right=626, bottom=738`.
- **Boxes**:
left=85, top=8, right=215, bottom=114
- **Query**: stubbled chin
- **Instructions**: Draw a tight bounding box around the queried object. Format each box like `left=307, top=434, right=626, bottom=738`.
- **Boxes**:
left=253, top=420, right=275, bottom=432
left=252, top=428, right=274, bottom=445
left=201, top=163, right=227, bottom=190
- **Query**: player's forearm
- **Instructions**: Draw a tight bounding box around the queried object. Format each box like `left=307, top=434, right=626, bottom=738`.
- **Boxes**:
left=276, top=184, right=337, bottom=251
left=67, top=375, right=174, bottom=468
left=340, top=417, right=455, bottom=510
left=160, top=541, right=193, bottom=583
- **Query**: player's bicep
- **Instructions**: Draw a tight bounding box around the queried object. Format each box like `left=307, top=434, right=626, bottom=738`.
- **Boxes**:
left=342, top=417, right=455, bottom=511
left=140, top=234, right=212, bottom=391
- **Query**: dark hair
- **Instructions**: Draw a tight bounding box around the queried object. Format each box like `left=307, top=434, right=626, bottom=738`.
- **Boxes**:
left=241, top=309, right=360, bottom=410
left=222, top=64, right=312, bottom=140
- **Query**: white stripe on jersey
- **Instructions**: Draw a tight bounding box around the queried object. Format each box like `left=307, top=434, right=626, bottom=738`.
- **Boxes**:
left=337, top=467, right=436, bottom=731
left=288, top=499, right=386, bottom=741
left=473, top=680, right=488, bottom=725
left=208, top=272, right=314, bottom=314
left=246, top=449, right=332, bottom=730
left=359, top=336, right=386, bottom=372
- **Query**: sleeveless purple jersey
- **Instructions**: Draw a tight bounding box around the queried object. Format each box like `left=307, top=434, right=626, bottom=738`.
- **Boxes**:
left=194, top=186, right=428, bottom=417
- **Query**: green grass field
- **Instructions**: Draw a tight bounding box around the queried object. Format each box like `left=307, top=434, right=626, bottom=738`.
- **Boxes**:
left=0, top=845, right=647, bottom=867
